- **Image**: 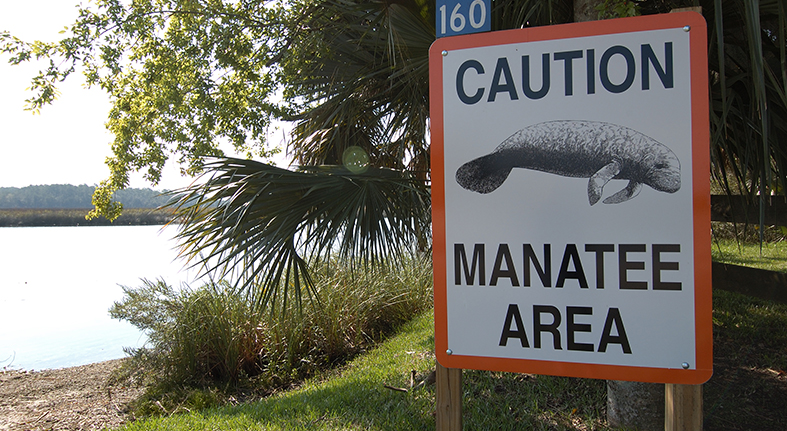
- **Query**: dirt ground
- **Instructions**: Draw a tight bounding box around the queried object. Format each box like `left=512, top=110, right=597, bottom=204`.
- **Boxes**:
left=0, top=359, right=143, bottom=431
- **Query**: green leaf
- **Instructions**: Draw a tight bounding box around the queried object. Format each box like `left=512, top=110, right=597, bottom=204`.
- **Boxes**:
left=166, top=157, right=431, bottom=315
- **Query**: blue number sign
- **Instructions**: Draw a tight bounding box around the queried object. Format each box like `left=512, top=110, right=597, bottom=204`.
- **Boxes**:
left=436, top=0, right=491, bottom=38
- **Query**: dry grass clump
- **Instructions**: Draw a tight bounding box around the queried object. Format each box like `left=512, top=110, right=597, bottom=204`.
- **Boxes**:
left=109, top=254, right=433, bottom=414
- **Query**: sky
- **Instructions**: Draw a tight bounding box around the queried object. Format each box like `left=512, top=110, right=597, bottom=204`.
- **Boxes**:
left=0, top=0, right=288, bottom=191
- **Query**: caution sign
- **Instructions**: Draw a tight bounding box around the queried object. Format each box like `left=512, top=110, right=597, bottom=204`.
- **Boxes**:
left=429, top=12, right=712, bottom=384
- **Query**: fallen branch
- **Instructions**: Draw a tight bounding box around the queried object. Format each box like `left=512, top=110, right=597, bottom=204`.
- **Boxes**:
left=383, top=384, right=408, bottom=393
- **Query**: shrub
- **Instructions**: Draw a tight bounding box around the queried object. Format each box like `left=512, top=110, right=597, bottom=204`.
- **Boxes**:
left=109, top=253, right=433, bottom=411
left=109, top=279, right=264, bottom=385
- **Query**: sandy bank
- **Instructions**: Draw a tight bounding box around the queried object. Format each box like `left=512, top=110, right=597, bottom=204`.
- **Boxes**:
left=0, top=359, right=142, bottom=431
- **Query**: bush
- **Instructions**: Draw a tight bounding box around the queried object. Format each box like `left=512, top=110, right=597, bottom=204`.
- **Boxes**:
left=109, top=253, right=433, bottom=412
left=109, top=279, right=264, bottom=385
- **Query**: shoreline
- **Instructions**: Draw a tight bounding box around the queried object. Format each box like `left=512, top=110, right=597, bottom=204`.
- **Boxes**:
left=0, top=208, right=175, bottom=227
left=0, top=358, right=144, bottom=431
left=3, top=355, right=130, bottom=375
left=2, top=356, right=124, bottom=374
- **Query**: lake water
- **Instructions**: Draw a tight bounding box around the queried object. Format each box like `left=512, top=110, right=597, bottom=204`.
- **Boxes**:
left=0, top=225, right=200, bottom=371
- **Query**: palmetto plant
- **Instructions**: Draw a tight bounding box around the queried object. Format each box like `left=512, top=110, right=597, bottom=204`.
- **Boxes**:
left=703, top=0, right=787, bottom=243
left=168, top=158, right=430, bottom=313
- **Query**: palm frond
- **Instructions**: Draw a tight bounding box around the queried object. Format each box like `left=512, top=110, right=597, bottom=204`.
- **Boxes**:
left=280, top=0, right=433, bottom=175
left=493, top=0, right=573, bottom=28
left=166, top=157, right=431, bottom=314
left=703, top=0, right=787, bottom=212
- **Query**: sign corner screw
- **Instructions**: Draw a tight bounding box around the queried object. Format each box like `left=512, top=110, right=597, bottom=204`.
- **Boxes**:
left=442, top=50, right=448, bottom=57
left=683, top=25, right=691, bottom=32
left=446, top=349, right=453, bottom=355
left=681, top=362, right=690, bottom=369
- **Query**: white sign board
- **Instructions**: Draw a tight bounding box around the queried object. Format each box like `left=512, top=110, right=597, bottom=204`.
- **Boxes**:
left=430, top=12, right=712, bottom=384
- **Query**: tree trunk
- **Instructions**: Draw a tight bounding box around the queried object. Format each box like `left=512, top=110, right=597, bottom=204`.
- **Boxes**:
left=571, top=3, right=666, bottom=429
left=607, top=380, right=665, bottom=430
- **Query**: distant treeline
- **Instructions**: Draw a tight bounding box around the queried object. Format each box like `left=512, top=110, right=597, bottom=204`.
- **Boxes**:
left=0, top=208, right=175, bottom=227
left=0, top=184, right=171, bottom=209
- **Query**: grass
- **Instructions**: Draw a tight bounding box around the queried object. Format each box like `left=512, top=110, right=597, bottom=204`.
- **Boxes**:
left=711, top=238, right=787, bottom=273
left=711, top=290, right=787, bottom=372
left=704, top=290, right=787, bottom=430
left=711, top=220, right=787, bottom=272
left=461, top=371, right=607, bottom=430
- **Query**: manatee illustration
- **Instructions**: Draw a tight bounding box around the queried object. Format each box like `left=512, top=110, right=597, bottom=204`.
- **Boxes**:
left=455, top=120, right=681, bottom=205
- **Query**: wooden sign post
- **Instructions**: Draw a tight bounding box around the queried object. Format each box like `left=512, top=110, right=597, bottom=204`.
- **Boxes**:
left=435, top=364, right=462, bottom=430
left=665, top=384, right=703, bottom=431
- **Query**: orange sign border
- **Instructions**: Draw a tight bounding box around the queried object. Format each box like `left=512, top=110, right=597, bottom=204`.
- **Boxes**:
left=429, top=12, right=712, bottom=384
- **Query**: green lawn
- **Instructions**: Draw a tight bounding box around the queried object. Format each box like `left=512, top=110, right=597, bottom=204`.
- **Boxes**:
left=711, top=238, right=787, bottom=273
left=119, top=313, right=438, bottom=430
